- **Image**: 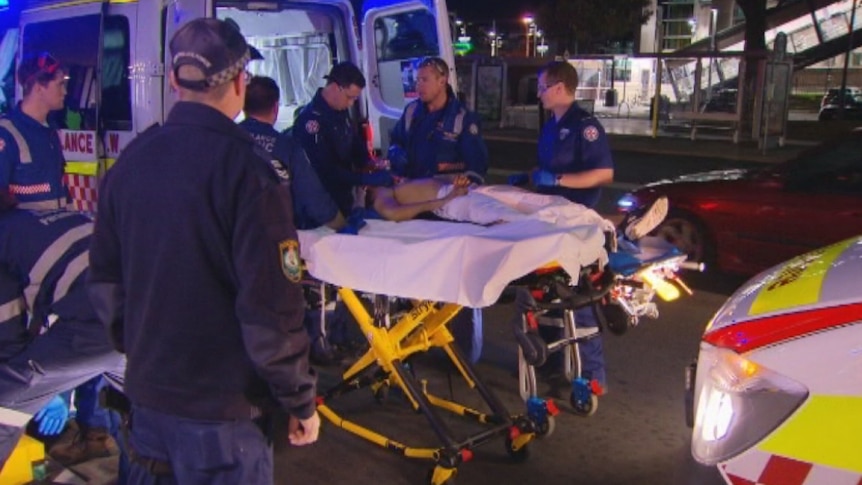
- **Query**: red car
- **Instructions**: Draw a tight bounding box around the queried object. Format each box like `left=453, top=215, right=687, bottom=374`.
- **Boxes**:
left=617, top=130, right=862, bottom=275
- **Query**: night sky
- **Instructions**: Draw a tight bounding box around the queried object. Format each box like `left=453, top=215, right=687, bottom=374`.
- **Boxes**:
left=447, top=0, right=543, bottom=24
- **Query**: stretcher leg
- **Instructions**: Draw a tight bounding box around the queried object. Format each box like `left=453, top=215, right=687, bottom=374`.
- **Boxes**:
left=318, top=288, right=537, bottom=484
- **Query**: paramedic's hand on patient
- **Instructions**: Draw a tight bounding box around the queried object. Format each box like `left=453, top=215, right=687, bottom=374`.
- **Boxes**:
left=361, top=170, right=395, bottom=187
left=507, top=172, right=529, bottom=186
left=288, top=411, right=320, bottom=446
left=532, top=169, right=557, bottom=187
left=337, top=208, right=367, bottom=235
left=34, top=395, right=70, bottom=436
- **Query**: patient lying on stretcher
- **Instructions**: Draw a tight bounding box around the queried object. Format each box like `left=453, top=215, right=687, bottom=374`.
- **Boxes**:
left=370, top=175, right=667, bottom=241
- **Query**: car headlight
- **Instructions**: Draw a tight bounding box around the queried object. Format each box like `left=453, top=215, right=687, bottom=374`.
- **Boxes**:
left=691, top=343, right=808, bottom=465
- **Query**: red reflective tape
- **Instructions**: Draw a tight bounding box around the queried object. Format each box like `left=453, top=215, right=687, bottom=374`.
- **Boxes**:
left=758, top=455, right=812, bottom=485
left=725, top=473, right=757, bottom=485
left=704, top=302, right=862, bottom=353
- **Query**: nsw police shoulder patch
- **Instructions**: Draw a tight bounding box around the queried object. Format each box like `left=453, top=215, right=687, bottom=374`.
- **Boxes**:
left=279, top=239, right=302, bottom=282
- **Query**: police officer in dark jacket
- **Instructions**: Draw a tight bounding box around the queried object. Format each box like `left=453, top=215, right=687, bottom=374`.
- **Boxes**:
left=388, top=57, right=488, bottom=180
left=0, top=196, right=124, bottom=469
left=0, top=52, right=68, bottom=210
left=294, top=62, right=394, bottom=217
left=88, top=18, right=319, bottom=484
left=239, top=75, right=344, bottom=230
left=528, top=61, right=614, bottom=390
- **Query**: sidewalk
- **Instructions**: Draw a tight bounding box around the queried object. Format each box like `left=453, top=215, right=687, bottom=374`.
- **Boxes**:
left=486, top=105, right=857, bottom=164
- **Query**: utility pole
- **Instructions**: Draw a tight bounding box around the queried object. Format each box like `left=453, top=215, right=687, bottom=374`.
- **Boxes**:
left=839, top=0, right=858, bottom=119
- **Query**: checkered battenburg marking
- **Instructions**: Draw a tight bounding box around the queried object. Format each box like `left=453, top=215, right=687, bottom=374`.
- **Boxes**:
left=64, top=174, right=99, bottom=213
left=723, top=450, right=862, bottom=485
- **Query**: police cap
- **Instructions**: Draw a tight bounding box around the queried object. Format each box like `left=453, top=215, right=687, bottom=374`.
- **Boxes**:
left=169, top=17, right=263, bottom=91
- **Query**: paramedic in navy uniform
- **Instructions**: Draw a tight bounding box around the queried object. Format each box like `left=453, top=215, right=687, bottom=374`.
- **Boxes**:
left=294, top=61, right=393, bottom=217
left=532, top=60, right=614, bottom=390
left=0, top=52, right=68, bottom=210
left=88, top=18, right=318, bottom=485
left=387, top=56, right=489, bottom=363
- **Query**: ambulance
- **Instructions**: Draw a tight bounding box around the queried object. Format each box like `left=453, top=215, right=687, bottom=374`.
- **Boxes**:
left=8, top=0, right=455, bottom=211
left=689, top=236, right=862, bottom=485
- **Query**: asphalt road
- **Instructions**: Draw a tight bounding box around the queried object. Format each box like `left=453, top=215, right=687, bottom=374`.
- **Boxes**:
left=274, top=141, right=754, bottom=485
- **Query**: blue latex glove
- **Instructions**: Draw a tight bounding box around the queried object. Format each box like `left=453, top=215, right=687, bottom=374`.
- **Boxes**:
left=34, top=395, right=70, bottom=436
left=360, top=170, right=394, bottom=187
left=337, top=209, right=367, bottom=235
left=507, top=172, right=529, bottom=186
left=532, top=169, right=557, bottom=187
left=387, top=145, right=409, bottom=176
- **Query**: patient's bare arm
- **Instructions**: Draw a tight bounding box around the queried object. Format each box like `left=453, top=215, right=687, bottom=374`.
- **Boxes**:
left=373, top=178, right=468, bottom=222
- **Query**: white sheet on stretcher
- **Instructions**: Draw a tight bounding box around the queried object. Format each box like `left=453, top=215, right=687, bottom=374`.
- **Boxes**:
left=298, top=187, right=612, bottom=308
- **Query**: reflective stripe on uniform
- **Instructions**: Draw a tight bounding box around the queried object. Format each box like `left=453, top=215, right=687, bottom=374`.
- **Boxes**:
left=23, top=223, right=93, bottom=311
left=452, top=108, right=466, bottom=135
left=0, top=298, right=24, bottom=322
left=404, top=102, right=466, bottom=136
left=17, top=198, right=68, bottom=211
left=404, top=101, right=419, bottom=132
left=0, top=407, right=32, bottom=427
left=9, top=183, right=51, bottom=195
left=0, top=119, right=33, bottom=163
left=53, top=251, right=89, bottom=303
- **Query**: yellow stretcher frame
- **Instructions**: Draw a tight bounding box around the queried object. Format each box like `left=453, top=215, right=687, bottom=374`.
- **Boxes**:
left=316, top=288, right=537, bottom=485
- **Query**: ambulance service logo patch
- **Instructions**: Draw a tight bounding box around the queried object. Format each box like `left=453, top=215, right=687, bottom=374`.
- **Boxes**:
left=583, top=126, right=600, bottom=142
left=305, top=120, right=319, bottom=135
left=279, top=239, right=302, bottom=282
left=468, top=123, right=479, bottom=135
left=0, top=139, right=5, bottom=152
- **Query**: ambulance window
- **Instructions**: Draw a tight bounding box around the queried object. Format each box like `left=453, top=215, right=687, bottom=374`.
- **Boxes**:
left=101, top=16, right=132, bottom=131
left=23, top=16, right=101, bottom=130
left=217, top=5, right=343, bottom=131
left=373, top=10, right=439, bottom=108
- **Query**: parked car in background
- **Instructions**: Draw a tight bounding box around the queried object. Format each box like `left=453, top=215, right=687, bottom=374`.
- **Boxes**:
left=617, top=129, right=862, bottom=275
left=820, top=86, right=861, bottom=109
left=818, top=93, right=862, bottom=120
left=701, top=88, right=738, bottom=114
left=688, top=235, right=862, bottom=485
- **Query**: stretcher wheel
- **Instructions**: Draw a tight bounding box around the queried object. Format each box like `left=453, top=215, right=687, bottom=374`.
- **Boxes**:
left=536, top=415, right=556, bottom=438
left=504, top=436, right=530, bottom=463
left=570, top=393, right=598, bottom=417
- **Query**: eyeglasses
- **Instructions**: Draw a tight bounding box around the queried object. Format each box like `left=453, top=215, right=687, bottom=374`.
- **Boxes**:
left=537, top=81, right=561, bottom=94
left=419, top=57, right=448, bottom=77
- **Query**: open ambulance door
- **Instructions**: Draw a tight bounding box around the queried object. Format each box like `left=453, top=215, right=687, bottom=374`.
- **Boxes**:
left=20, top=0, right=137, bottom=210
left=163, top=0, right=212, bottom=119
left=361, top=0, right=454, bottom=152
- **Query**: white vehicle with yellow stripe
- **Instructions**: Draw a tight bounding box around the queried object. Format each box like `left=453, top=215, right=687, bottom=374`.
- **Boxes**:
left=689, top=236, right=862, bottom=485
left=7, top=0, right=455, bottom=211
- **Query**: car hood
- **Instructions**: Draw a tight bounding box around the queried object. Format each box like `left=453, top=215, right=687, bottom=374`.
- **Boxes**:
left=706, top=236, right=862, bottom=331
left=643, top=169, right=751, bottom=188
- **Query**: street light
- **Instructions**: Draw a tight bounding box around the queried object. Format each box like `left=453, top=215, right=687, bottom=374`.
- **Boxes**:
left=523, top=15, right=534, bottom=57
left=534, top=29, right=543, bottom=57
